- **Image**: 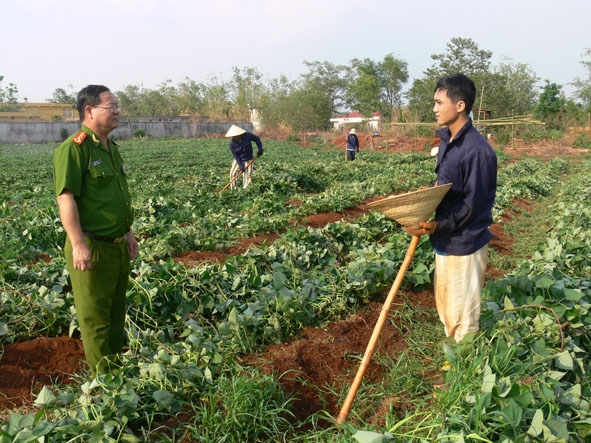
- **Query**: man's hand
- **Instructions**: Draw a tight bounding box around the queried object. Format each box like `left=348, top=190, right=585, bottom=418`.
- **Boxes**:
left=56, top=190, right=92, bottom=271
left=125, top=231, right=139, bottom=260
left=404, top=221, right=436, bottom=237
left=257, top=151, right=264, bottom=157
left=72, top=242, right=93, bottom=271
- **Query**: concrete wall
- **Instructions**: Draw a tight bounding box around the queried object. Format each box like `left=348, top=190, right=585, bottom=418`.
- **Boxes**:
left=0, top=120, right=254, bottom=144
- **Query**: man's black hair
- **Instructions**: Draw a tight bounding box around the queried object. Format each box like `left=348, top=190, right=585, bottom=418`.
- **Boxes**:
left=76, top=85, right=110, bottom=121
left=434, top=74, right=476, bottom=114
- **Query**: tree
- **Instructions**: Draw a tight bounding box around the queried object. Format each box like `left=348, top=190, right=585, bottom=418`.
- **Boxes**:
left=154, top=79, right=182, bottom=115
left=381, top=54, right=409, bottom=112
left=405, top=76, right=436, bottom=122
left=257, top=74, right=294, bottom=129
left=409, top=39, right=540, bottom=122
left=285, top=83, right=332, bottom=133
left=230, top=67, right=266, bottom=121
left=116, top=84, right=142, bottom=115
left=346, top=54, right=408, bottom=121
left=486, top=58, right=539, bottom=117
left=176, top=77, right=205, bottom=116
left=116, top=81, right=183, bottom=116
left=534, top=81, right=566, bottom=129
left=0, top=75, right=22, bottom=111
left=426, top=37, right=492, bottom=79
left=572, top=47, right=591, bottom=110
left=407, top=37, right=493, bottom=122
left=469, top=58, right=539, bottom=120
left=47, top=86, right=77, bottom=105
left=301, top=60, right=348, bottom=117
left=202, top=75, right=232, bottom=121
left=346, top=58, right=381, bottom=117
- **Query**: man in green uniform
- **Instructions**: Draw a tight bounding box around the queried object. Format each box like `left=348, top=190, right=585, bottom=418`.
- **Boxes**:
left=53, top=85, right=138, bottom=377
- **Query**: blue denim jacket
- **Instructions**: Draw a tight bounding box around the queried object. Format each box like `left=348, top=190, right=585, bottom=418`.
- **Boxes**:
left=430, top=120, right=497, bottom=255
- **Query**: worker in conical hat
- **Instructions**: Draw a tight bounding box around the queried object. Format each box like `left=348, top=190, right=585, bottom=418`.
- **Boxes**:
left=225, top=124, right=246, bottom=138
left=346, top=128, right=360, bottom=161
left=225, top=125, right=264, bottom=190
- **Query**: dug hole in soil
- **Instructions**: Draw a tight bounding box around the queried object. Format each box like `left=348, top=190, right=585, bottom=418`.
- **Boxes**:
left=0, top=132, right=578, bottom=424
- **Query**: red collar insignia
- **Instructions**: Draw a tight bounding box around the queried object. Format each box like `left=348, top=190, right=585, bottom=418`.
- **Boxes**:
left=72, top=131, right=87, bottom=145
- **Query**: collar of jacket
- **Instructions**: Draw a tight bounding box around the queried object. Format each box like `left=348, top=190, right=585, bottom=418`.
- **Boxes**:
left=435, top=119, right=473, bottom=174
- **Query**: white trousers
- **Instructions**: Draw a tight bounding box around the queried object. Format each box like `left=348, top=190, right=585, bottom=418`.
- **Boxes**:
left=434, top=245, right=488, bottom=343
left=229, top=160, right=253, bottom=190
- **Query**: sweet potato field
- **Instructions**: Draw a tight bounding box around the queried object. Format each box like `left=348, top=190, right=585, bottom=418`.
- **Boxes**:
left=1, top=136, right=591, bottom=442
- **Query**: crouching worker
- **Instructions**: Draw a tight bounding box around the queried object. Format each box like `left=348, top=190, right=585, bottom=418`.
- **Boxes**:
left=53, top=85, right=139, bottom=377
left=225, top=124, right=264, bottom=190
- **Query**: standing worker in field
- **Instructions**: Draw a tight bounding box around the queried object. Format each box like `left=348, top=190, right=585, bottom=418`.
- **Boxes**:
left=346, top=128, right=360, bottom=161
left=405, top=74, right=497, bottom=343
left=225, top=124, right=264, bottom=190
left=53, top=85, right=138, bottom=377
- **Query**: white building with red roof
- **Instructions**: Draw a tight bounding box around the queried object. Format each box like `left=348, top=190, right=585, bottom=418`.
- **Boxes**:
left=330, top=111, right=380, bottom=131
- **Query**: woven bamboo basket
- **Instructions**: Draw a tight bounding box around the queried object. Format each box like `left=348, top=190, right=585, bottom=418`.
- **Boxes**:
left=367, top=183, right=452, bottom=227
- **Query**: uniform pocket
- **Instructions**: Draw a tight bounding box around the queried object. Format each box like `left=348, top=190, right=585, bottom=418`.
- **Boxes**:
left=88, top=162, right=116, bottom=196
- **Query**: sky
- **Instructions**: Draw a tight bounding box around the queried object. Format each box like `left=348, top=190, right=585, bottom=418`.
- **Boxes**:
left=2, top=0, right=589, bottom=103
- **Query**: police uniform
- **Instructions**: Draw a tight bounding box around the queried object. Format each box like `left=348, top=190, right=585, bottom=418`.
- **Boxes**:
left=53, top=125, right=133, bottom=376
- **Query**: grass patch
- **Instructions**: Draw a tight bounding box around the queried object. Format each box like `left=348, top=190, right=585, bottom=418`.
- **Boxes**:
left=489, top=160, right=587, bottom=273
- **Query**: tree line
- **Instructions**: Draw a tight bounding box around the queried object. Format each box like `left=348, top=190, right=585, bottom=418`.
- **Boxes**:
left=4, top=37, right=591, bottom=133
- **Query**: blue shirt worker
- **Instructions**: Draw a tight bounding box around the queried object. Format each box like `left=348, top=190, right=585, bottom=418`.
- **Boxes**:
left=53, top=85, right=138, bottom=377
left=405, top=74, right=497, bottom=343
left=346, top=128, right=360, bottom=161
left=225, top=124, right=264, bottom=190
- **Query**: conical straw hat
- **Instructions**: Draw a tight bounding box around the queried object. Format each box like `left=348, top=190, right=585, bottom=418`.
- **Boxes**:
left=368, top=183, right=452, bottom=227
left=225, top=125, right=246, bottom=138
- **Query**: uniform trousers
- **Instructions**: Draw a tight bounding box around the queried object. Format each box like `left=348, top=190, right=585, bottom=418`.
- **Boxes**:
left=66, top=235, right=130, bottom=376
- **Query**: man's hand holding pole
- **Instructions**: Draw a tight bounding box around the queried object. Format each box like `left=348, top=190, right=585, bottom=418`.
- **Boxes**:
left=404, top=220, right=436, bottom=237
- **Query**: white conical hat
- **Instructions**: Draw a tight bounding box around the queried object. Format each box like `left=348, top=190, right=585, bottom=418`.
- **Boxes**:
left=349, top=128, right=356, bottom=134
left=368, top=183, right=452, bottom=228
left=225, top=125, right=246, bottom=138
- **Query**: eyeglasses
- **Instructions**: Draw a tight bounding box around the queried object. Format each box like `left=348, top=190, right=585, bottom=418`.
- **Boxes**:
left=93, top=103, right=120, bottom=111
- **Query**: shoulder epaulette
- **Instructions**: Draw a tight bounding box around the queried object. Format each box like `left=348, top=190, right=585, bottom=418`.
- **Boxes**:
left=72, top=131, right=87, bottom=145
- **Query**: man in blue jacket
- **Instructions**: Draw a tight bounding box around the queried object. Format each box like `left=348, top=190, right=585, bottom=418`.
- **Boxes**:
left=225, top=125, right=264, bottom=190
left=346, top=128, right=360, bottom=161
left=405, top=74, right=497, bottom=343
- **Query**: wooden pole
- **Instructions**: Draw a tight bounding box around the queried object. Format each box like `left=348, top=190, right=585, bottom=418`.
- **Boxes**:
left=336, top=235, right=421, bottom=424
left=217, top=157, right=257, bottom=194
left=345, top=134, right=348, bottom=161
left=478, top=84, right=485, bottom=123
left=512, top=109, right=515, bottom=150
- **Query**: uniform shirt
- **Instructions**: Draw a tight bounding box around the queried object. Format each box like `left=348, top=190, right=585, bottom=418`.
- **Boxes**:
left=53, top=125, right=133, bottom=238
left=430, top=120, right=497, bottom=256
left=229, top=132, right=263, bottom=170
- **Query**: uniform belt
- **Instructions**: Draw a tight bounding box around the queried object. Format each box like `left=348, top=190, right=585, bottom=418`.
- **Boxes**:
left=84, top=231, right=125, bottom=243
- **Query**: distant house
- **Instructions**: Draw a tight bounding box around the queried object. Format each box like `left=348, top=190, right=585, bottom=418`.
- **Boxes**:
left=0, top=102, right=77, bottom=122
left=330, top=111, right=380, bottom=131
